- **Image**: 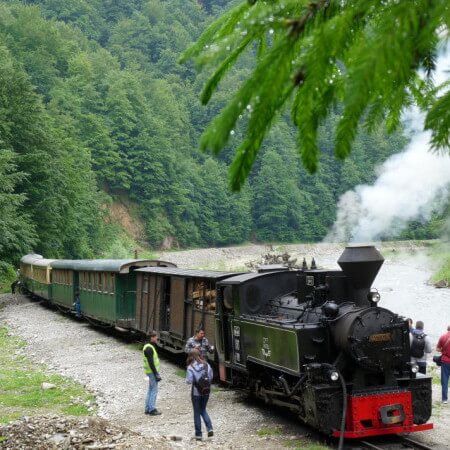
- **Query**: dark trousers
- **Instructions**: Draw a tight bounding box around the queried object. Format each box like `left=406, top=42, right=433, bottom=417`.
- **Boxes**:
left=191, top=394, right=212, bottom=437
left=441, top=362, right=450, bottom=402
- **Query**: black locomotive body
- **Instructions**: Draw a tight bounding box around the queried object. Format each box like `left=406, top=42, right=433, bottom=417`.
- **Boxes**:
left=214, top=245, right=433, bottom=439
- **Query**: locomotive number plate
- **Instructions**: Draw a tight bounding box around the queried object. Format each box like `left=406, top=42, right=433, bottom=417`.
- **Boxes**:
left=368, top=333, right=391, bottom=342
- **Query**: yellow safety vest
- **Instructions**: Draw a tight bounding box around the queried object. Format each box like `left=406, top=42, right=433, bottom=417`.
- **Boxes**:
left=143, top=343, right=160, bottom=374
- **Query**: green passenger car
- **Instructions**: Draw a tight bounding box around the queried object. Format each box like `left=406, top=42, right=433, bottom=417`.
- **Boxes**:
left=50, top=259, right=176, bottom=327
left=20, top=254, right=55, bottom=300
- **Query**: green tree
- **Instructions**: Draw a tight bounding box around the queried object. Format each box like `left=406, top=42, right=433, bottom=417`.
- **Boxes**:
left=252, top=150, right=310, bottom=242
left=183, top=0, right=450, bottom=190
left=0, top=150, right=37, bottom=262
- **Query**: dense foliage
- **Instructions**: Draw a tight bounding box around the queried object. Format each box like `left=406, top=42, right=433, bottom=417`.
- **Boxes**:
left=184, top=0, right=450, bottom=190
left=0, top=0, right=445, bottom=263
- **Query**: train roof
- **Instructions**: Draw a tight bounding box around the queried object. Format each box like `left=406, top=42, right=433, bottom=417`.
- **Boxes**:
left=135, top=267, right=241, bottom=279
left=51, top=259, right=176, bottom=273
left=217, top=269, right=292, bottom=285
left=20, top=254, right=56, bottom=268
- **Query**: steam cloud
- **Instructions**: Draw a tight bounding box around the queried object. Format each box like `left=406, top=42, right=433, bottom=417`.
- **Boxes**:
left=327, top=46, right=450, bottom=243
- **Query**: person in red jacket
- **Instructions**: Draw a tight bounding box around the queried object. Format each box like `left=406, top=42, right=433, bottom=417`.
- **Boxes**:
left=436, top=325, right=450, bottom=404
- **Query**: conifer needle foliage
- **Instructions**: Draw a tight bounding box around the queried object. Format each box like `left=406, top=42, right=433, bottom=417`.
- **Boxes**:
left=182, top=0, right=450, bottom=191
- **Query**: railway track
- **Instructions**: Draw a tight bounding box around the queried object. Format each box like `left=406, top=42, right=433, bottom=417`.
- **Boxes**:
left=348, top=435, right=437, bottom=450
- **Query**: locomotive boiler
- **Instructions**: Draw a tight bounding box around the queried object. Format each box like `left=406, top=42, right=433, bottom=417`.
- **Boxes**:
left=214, top=245, right=433, bottom=440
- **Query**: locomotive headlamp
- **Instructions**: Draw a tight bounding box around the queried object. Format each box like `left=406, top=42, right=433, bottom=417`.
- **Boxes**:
left=329, top=370, right=339, bottom=381
left=411, top=364, right=419, bottom=374
left=369, top=289, right=381, bottom=304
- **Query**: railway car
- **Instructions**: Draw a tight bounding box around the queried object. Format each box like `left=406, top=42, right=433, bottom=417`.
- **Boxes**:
left=50, top=259, right=176, bottom=327
left=20, top=254, right=55, bottom=300
left=134, top=267, right=241, bottom=352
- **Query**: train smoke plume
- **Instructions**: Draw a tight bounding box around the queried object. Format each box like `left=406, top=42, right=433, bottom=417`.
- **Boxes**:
left=327, top=47, right=450, bottom=243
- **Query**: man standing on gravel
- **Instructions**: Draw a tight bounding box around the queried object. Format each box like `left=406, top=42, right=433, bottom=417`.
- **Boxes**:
left=410, top=321, right=432, bottom=374
left=185, top=328, right=214, bottom=360
left=436, top=325, right=450, bottom=404
left=143, top=331, right=162, bottom=416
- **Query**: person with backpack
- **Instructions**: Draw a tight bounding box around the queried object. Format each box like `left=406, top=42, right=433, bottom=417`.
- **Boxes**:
left=186, top=348, right=213, bottom=441
left=410, top=321, right=432, bottom=374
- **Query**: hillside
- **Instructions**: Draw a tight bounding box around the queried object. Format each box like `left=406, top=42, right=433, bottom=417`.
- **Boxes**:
left=0, top=0, right=445, bottom=264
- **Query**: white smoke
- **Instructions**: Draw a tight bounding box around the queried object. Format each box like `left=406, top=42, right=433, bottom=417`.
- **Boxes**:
left=327, top=46, right=450, bottom=243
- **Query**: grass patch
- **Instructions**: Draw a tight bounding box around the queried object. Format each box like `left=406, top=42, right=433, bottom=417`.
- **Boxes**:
left=125, top=342, right=142, bottom=351
left=175, top=369, right=187, bottom=378
left=284, top=439, right=330, bottom=450
left=256, top=426, right=282, bottom=436
left=0, top=327, right=96, bottom=423
left=431, top=253, right=450, bottom=286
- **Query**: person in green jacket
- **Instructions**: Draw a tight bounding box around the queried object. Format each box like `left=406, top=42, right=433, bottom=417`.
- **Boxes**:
left=143, top=331, right=162, bottom=415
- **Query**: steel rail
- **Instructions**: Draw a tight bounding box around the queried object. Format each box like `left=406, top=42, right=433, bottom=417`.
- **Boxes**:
left=397, top=436, right=436, bottom=450
left=350, top=436, right=437, bottom=450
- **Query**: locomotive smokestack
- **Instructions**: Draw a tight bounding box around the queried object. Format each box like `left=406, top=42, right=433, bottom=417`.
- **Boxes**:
left=338, top=245, right=384, bottom=305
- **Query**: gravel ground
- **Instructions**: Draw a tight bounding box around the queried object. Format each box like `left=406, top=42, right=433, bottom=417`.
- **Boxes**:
left=1, top=242, right=449, bottom=449
left=0, top=295, right=313, bottom=450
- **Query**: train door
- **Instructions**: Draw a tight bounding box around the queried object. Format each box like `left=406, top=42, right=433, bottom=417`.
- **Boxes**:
left=122, top=271, right=137, bottom=321
left=159, top=276, right=172, bottom=331
left=168, top=277, right=185, bottom=336
left=219, top=285, right=234, bottom=363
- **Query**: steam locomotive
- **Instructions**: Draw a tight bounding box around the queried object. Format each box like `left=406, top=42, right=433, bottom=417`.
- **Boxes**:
left=19, top=245, right=433, bottom=440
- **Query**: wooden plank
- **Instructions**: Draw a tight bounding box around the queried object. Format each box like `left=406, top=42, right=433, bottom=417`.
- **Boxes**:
left=169, top=277, right=185, bottom=336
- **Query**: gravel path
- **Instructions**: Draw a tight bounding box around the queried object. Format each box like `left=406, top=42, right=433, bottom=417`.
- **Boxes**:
left=1, top=242, right=449, bottom=449
left=0, top=296, right=311, bottom=449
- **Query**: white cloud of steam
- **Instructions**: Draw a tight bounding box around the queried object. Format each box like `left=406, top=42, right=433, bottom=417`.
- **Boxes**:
left=326, top=45, right=450, bottom=243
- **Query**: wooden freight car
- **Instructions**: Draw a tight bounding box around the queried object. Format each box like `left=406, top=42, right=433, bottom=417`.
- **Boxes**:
left=134, top=267, right=241, bottom=353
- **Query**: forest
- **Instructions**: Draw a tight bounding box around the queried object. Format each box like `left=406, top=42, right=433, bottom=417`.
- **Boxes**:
left=0, top=0, right=446, bottom=272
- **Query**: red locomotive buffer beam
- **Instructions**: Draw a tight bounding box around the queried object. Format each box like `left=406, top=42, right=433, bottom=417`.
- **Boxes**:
left=332, top=391, right=433, bottom=438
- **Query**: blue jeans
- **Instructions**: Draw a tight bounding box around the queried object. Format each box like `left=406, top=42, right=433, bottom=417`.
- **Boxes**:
left=192, top=394, right=212, bottom=437
left=441, top=362, right=450, bottom=402
left=75, top=301, right=81, bottom=318
left=145, top=373, right=158, bottom=412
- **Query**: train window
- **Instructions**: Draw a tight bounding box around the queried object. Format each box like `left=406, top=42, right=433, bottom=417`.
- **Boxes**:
left=97, top=273, right=102, bottom=292
left=104, top=273, right=108, bottom=293
left=143, top=277, right=149, bottom=294
left=104, top=273, right=109, bottom=293
left=110, top=273, right=115, bottom=294
left=223, top=286, right=233, bottom=310
left=102, top=272, right=108, bottom=294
